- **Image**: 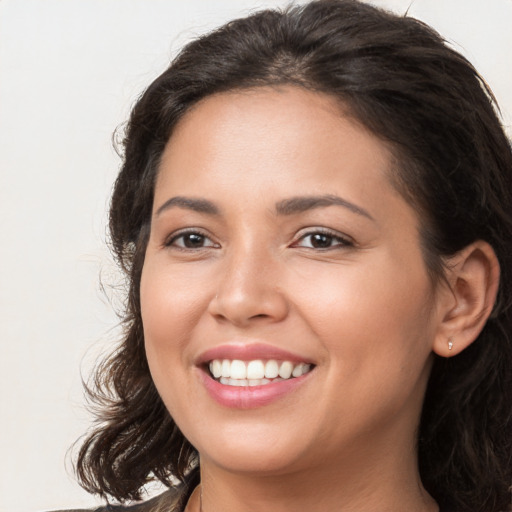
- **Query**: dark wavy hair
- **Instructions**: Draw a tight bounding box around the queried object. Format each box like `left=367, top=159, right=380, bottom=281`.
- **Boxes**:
left=76, top=1, right=512, bottom=511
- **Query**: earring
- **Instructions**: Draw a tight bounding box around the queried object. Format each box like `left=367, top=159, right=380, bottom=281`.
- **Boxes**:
left=448, top=338, right=453, bottom=351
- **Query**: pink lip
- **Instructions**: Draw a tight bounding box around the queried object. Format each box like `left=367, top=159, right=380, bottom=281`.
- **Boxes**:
left=196, top=343, right=313, bottom=365
left=195, top=343, right=315, bottom=409
left=198, top=369, right=312, bottom=409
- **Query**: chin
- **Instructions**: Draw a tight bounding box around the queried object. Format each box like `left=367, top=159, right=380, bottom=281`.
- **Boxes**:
left=202, top=447, right=306, bottom=476
left=184, top=421, right=314, bottom=475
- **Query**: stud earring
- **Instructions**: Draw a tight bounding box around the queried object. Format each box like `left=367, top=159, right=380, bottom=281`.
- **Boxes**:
left=448, top=338, right=453, bottom=351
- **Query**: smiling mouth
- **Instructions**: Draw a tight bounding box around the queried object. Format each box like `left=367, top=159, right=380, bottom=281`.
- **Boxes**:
left=208, top=359, right=313, bottom=387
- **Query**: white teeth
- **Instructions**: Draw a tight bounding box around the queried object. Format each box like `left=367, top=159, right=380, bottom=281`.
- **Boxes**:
left=229, top=378, right=247, bottom=386
left=292, top=363, right=304, bottom=378
left=230, top=360, right=246, bottom=379
left=221, top=377, right=279, bottom=387
left=210, top=358, right=313, bottom=384
left=210, top=360, right=222, bottom=378
left=247, top=360, right=265, bottom=380
left=264, top=360, right=279, bottom=378
left=221, top=359, right=231, bottom=378
left=291, top=363, right=311, bottom=377
left=278, top=361, right=293, bottom=379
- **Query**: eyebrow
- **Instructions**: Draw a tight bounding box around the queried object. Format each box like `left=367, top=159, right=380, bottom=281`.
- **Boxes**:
left=155, top=193, right=373, bottom=221
left=155, top=196, right=220, bottom=217
left=275, top=194, right=374, bottom=220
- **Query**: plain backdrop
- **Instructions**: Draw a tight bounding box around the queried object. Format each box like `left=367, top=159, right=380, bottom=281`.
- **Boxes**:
left=1, top=1, right=510, bottom=511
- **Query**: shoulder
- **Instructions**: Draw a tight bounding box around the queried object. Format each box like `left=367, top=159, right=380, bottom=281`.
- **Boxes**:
left=49, top=488, right=183, bottom=512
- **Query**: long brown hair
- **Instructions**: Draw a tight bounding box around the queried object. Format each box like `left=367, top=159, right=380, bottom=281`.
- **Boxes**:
left=76, top=2, right=512, bottom=511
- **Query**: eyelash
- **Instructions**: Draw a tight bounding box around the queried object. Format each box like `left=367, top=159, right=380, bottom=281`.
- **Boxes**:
left=164, top=227, right=353, bottom=252
left=164, top=229, right=218, bottom=250
left=292, top=228, right=353, bottom=250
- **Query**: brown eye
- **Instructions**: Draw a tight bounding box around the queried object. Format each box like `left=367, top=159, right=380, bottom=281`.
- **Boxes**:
left=309, top=233, right=334, bottom=248
left=181, top=233, right=206, bottom=248
left=295, top=230, right=352, bottom=250
left=167, top=231, right=218, bottom=249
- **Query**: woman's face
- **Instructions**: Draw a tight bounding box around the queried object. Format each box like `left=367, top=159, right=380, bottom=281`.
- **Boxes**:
left=141, top=87, right=443, bottom=476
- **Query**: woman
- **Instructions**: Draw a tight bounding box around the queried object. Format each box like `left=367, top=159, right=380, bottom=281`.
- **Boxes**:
left=71, top=1, right=512, bottom=511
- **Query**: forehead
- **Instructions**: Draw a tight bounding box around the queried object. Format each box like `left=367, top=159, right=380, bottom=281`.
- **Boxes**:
left=156, top=86, right=397, bottom=199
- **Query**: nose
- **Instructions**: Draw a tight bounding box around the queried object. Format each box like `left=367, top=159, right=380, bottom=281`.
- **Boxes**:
left=208, top=246, right=289, bottom=328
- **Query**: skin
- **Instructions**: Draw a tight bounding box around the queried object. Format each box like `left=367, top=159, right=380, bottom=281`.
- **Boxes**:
left=140, top=86, right=453, bottom=512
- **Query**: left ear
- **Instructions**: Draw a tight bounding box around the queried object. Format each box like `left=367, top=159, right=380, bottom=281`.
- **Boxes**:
left=432, top=240, right=500, bottom=358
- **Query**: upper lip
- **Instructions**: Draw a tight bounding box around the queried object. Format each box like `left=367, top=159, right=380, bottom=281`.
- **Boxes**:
left=196, top=343, right=314, bottom=366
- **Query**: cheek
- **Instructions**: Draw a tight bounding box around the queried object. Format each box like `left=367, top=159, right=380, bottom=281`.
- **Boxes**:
left=139, top=262, right=205, bottom=423
left=140, top=261, right=203, bottom=380
left=307, top=266, right=435, bottom=428
left=293, top=253, right=435, bottom=372
left=141, top=259, right=208, bottom=340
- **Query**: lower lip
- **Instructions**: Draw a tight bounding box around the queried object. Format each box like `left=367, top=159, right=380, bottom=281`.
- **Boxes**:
left=198, top=370, right=312, bottom=409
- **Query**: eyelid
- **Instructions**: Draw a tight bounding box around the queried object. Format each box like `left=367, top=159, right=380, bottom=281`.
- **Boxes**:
left=291, top=227, right=354, bottom=249
left=164, top=228, right=219, bottom=249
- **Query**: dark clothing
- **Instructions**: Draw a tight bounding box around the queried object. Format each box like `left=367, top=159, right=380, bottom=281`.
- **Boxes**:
left=52, top=486, right=188, bottom=512
left=51, top=485, right=451, bottom=512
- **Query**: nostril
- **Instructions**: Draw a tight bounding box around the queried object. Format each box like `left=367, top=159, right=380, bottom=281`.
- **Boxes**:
left=208, top=282, right=289, bottom=326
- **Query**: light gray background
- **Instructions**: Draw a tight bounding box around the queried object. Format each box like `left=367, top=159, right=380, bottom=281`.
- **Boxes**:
left=1, top=1, right=511, bottom=511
